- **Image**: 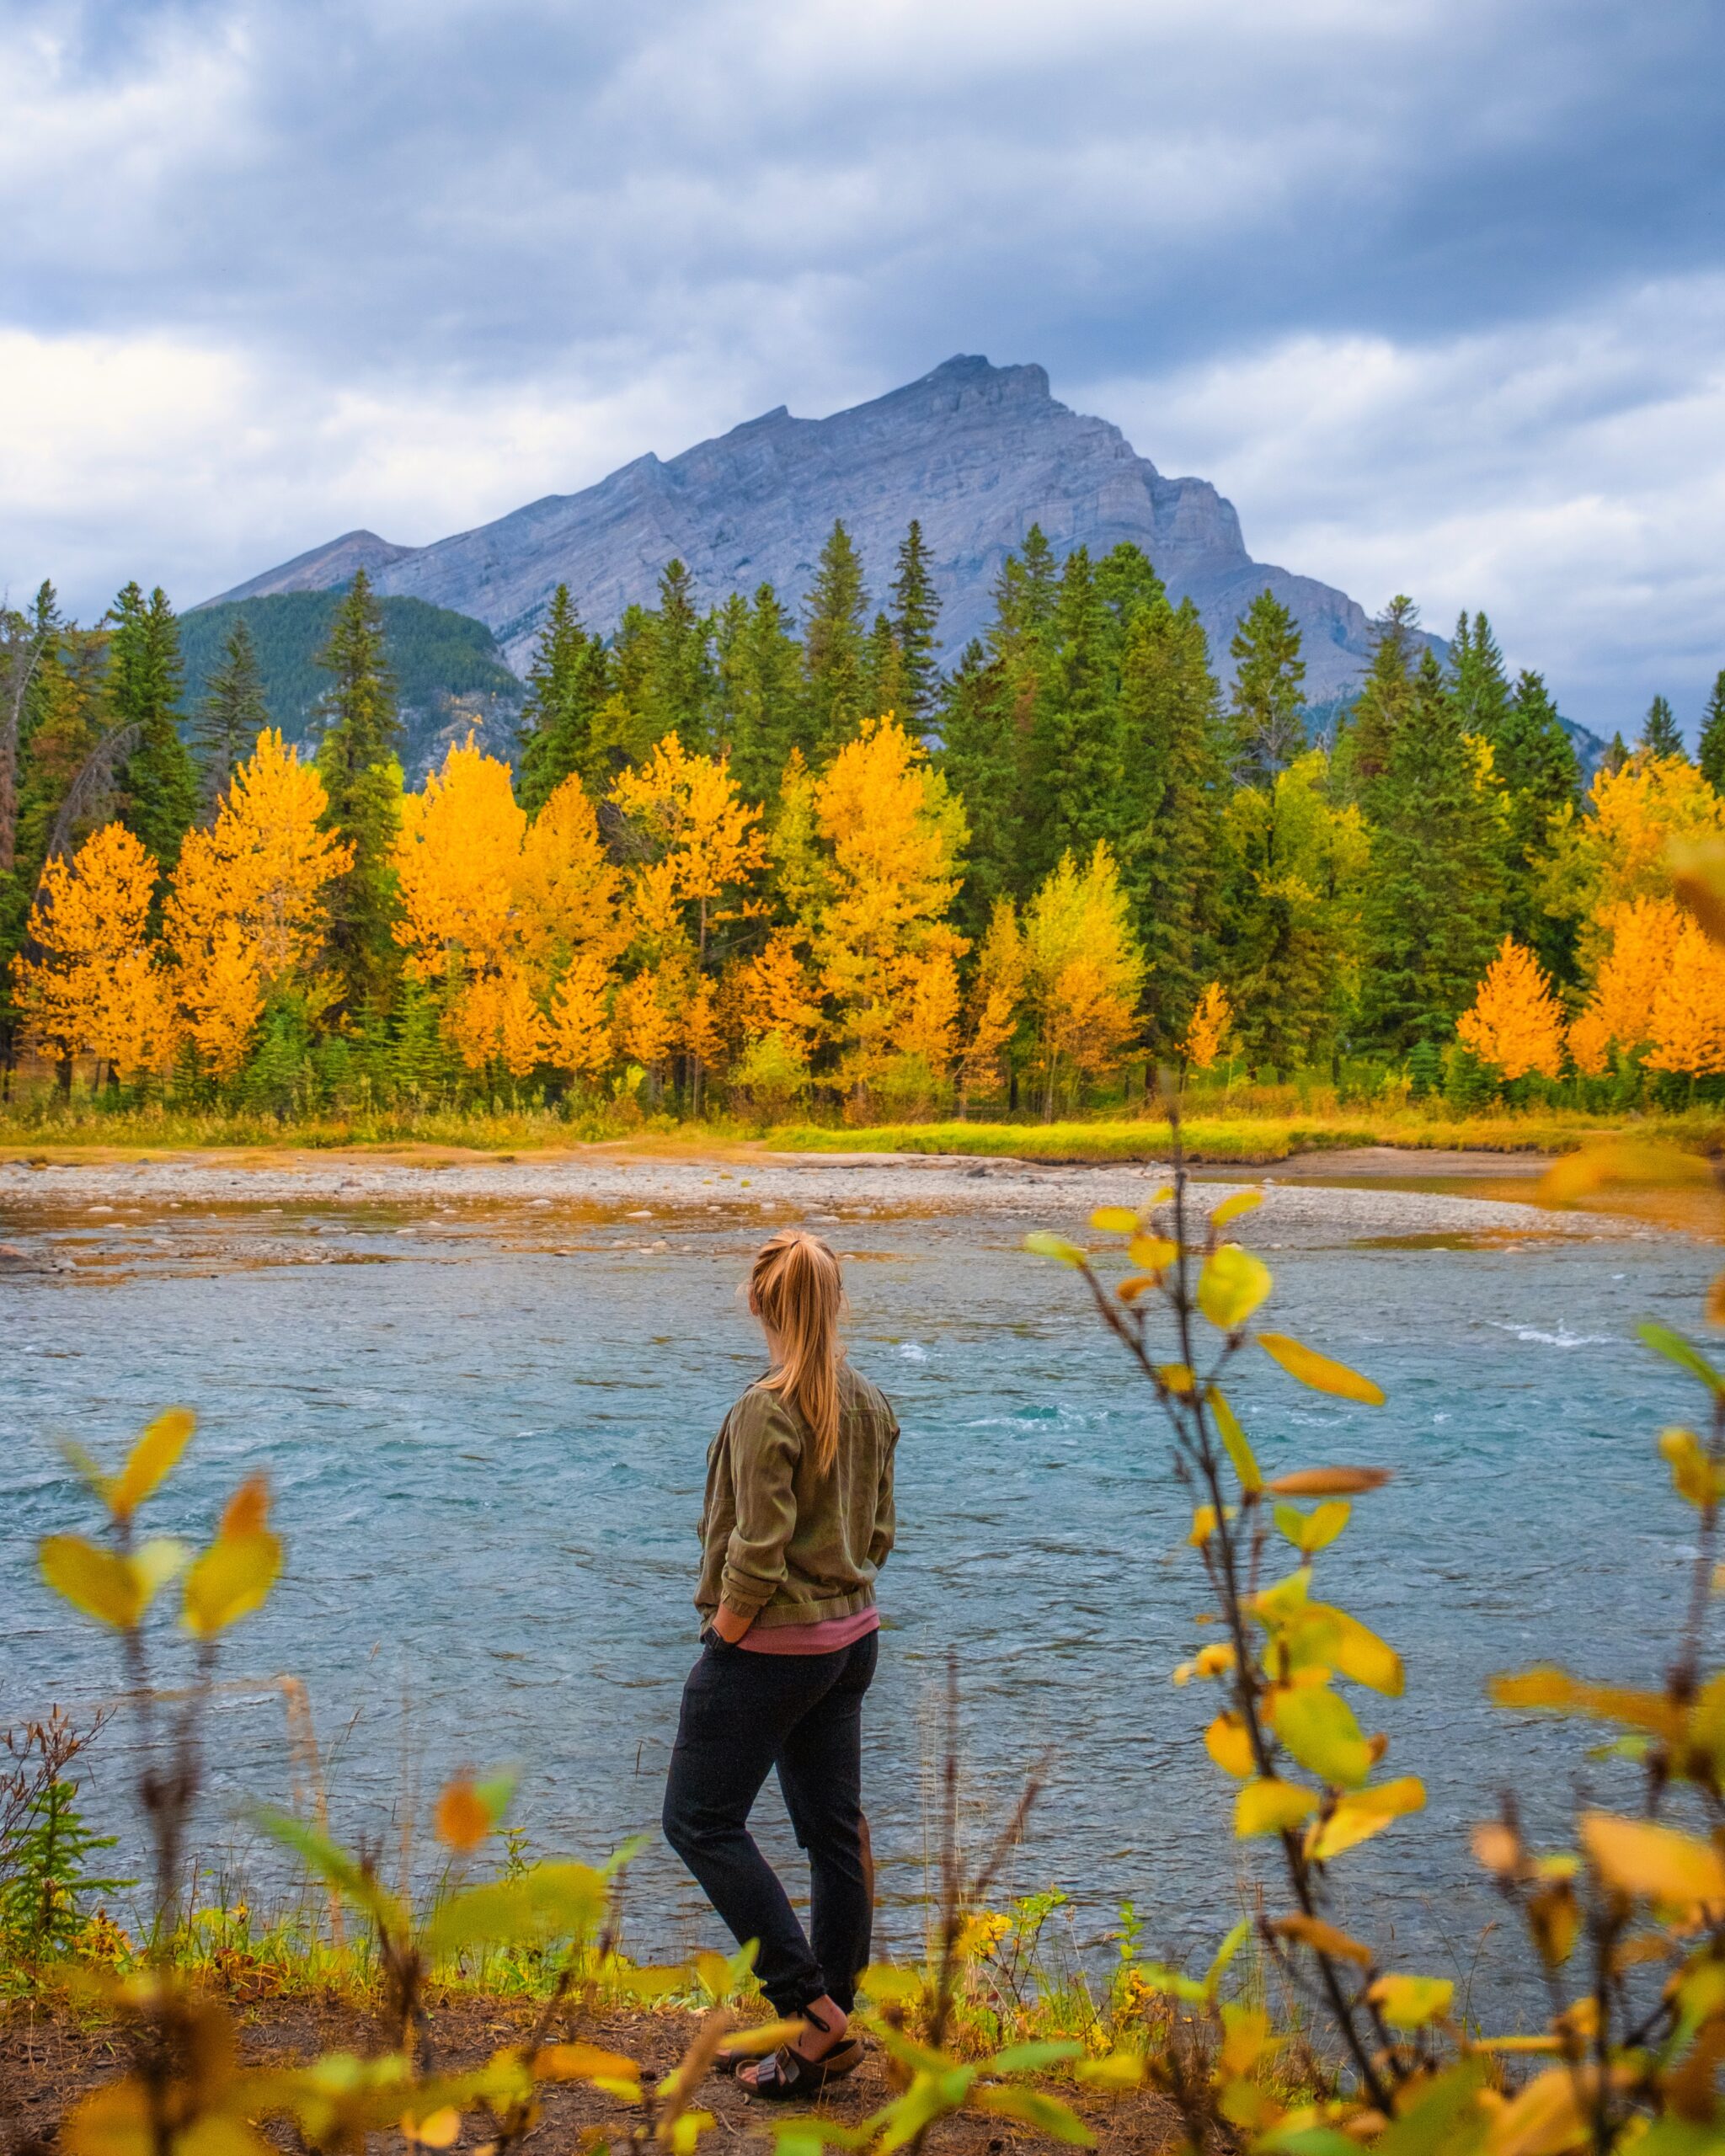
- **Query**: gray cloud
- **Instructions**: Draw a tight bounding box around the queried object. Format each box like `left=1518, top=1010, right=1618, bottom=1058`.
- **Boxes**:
left=1, top=0, right=1721, bottom=728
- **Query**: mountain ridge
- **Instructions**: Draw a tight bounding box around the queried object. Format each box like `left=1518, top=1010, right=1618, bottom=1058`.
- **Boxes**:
left=204, top=355, right=1417, bottom=704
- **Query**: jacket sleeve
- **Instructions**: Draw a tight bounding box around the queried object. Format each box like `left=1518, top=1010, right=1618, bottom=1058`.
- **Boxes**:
left=868, top=1407, right=899, bottom=1572
left=721, top=1390, right=802, bottom=1613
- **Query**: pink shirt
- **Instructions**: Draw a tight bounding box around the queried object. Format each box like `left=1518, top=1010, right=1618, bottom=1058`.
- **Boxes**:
left=739, top=1606, right=881, bottom=1657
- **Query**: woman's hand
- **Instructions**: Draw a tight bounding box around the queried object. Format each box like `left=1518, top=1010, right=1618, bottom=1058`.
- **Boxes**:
left=711, top=1601, right=754, bottom=1645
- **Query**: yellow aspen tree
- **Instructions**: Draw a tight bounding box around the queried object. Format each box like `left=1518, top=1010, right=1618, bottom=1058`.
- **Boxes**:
left=613, top=968, right=679, bottom=1096
left=958, top=898, right=1026, bottom=1113
left=13, top=822, right=176, bottom=1084
left=1184, top=982, right=1235, bottom=1071
left=1647, top=921, right=1725, bottom=1079
left=808, top=715, right=968, bottom=1107
left=1021, top=843, right=1145, bottom=1118
left=546, top=953, right=614, bottom=1080
left=725, top=928, right=823, bottom=1112
left=1567, top=897, right=1685, bottom=1075
left=1455, top=936, right=1566, bottom=1081
left=1542, top=755, right=1725, bottom=974
left=165, top=730, right=352, bottom=1078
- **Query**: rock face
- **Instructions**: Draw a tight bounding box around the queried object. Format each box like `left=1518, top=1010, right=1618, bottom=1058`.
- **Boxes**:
left=205, top=356, right=1396, bottom=702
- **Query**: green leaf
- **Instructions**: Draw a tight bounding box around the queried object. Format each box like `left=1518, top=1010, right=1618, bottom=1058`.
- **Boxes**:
left=253, top=1809, right=409, bottom=1931
left=1204, top=1916, right=1251, bottom=1996
left=985, top=2040, right=1084, bottom=2074
left=1273, top=1684, right=1371, bottom=1788
left=1024, top=1231, right=1086, bottom=1267
left=1208, top=1390, right=1263, bottom=1494
left=1637, top=1321, right=1725, bottom=1395
left=1273, top=1501, right=1351, bottom=1554
left=1198, top=1245, right=1273, bottom=1331
left=970, top=2086, right=1095, bottom=2146
left=421, top=1861, right=607, bottom=1958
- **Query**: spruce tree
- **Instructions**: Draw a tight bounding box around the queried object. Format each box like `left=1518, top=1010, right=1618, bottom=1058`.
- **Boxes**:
left=1359, top=648, right=1503, bottom=1049
left=1117, top=596, right=1227, bottom=1051
left=717, top=584, right=805, bottom=808
left=1640, top=693, right=1685, bottom=760
left=801, top=521, right=868, bottom=757
left=1228, top=589, right=1307, bottom=784
left=1699, top=670, right=1725, bottom=794
left=888, top=520, right=942, bottom=723
left=862, top=612, right=910, bottom=723
left=1602, top=731, right=1630, bottom=776
left=1494, top=668, right=1581, bottom=982
left=516, top=585, right=612, bottom=811
left=1021, top=548, right=1126, bottom=885
left=1446, top=611, right=1512, bottom=744
left=1337, top=595, right=1419, bottom=798
left=640, top=560, right=713, bottom=751
left=111, top=583, right=197, bottom=876
left=937, top=639, right=1019, bottom=942
left=192, top=616, right=270, bottom=811
left=1093, top=543, right=1167, bottom=650
left=313, top=570, right=403, bottom=1020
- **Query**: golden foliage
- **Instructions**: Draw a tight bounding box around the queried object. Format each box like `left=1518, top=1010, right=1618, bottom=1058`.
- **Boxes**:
left=1646, top=918, right=1725, bottom=1078
left=165, top=731, right=351, bottom=1077
left=959, top=898, right=1028, bottom=1102
left=1544, top=753, right=1725, bottom=973
left=1455, top=937, right=1566, bottom=1081
left=1185, top=981, right=1234, bottom=1070
left=1021, top=844, right=1145, bottom=1111
left=13, top=821, right=177, bottom=1082
left=1567, top=897, right=1685, bottom=1075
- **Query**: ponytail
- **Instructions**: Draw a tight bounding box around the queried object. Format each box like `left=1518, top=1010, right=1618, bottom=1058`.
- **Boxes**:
left=749, top=1231, right=846, bottom=1472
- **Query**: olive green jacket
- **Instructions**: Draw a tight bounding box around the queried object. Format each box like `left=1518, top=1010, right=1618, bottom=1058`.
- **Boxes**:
left=696, top=1361, right=899, bottom=1630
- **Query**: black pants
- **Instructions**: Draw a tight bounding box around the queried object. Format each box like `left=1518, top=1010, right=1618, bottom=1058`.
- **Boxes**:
left=662, top=1629, right=878, bottom=2015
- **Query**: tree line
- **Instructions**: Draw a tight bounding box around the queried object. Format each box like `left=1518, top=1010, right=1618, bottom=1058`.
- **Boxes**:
left=4, top=520, right=1725, bottom=1119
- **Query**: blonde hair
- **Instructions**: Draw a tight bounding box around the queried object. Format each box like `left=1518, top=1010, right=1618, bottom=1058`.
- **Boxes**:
left=749, top=1231, right=846, bottom=1472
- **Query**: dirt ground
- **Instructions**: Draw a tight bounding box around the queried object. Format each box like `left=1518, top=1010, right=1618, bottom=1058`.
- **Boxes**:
left=0, top=1992, right=1183, bottom=2153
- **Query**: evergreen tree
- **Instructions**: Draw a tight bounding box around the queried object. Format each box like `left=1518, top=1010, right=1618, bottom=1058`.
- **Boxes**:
left=1640, top=693, right=1685, bottom=760
left=191, top=616, right=270, bottom=812
left=1602, top=731, right=1630, bottom=776
left=888, top=519, right=942, bottom=723
left=1699, top=670, right=1725, bottom=795
left=801, top=521, right=868, bottom=757
left=1116, top=595, right=1228, bottom=1051
left=111, top=584, right=197, bottom=877
left=1446, top=611, right=1512, bottom=744
left=313, top=570, right=403, bottom=1019
left=516, top=585, right=612, bottom=812
left=1093, top=543, right=1167, bottom=651
left=937, top=639, right=1019, bottom=943
left=717, top=584, right=804, bottom=809
left=639, top=560, right=713, bottom=751
left=1338, top=595, right=1420, bottom=797
left=1, top=584, right=67, bottom=1070
left=1228, top=589, right=1307, bottom=784
left=862, top=611, right=911, bottom=722
left=1359, top=649, right=1503, bottom=1049
left=1495, top=668, right=1582, bottom=978
left=1021, top=548, right=1126, bottom=884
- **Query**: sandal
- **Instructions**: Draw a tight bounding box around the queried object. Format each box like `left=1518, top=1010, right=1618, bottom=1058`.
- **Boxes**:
left=738, top=2038, right=862, bottom=2100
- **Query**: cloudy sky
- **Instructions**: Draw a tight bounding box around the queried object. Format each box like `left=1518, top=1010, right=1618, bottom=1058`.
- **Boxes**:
left=3, top=0, right=1721, bottom=730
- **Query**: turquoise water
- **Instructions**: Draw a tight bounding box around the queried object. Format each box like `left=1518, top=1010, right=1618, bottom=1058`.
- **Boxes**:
left=1, top=1182, right=1716, bottom=2012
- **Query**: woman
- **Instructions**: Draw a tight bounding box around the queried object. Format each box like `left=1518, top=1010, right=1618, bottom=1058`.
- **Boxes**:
left=662, top=1230, right=899, bottom=2100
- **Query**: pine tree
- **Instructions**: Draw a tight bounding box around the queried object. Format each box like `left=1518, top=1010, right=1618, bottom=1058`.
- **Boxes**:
left=1021, top=547, right=1125, bottom=885
left=802, top=521, right=868, bottom=758
left=111, top=584, right=197, bottom=878
left=1641, top=694, right=1685, bottom=760
left=312, top=570, right=403, bottom=1020
left=1602, top=731, right=1631, bottom=776
left=862, top=612, right=910, bottom=722
left=1359, top=648, right=1503, bottom=1049
left=1228, top=590, right=1307, bottom=784
left=640, top=560, right=713, bottom=752
left=1700, top=670, right=1725, bottom=795
left=888, top=520, right=942, bottom=723
left=516, top=585, right=612, bottom=812
left=1116, top=596, right=1228, bottom=1051
left=937, top=640, right=1019, bottom=943
left=1495, top=669, right=1582, bottom=979
left=1338, top=596, right=1419, bottom=797
left=716, top=584, right=804, bottom=810
left=191, top=616, right=270, bottom=813
left=1446, top=611, right=1512, bottom=744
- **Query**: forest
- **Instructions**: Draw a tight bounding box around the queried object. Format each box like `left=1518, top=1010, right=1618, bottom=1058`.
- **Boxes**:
left=3, top=523, right=1724, bottom=1127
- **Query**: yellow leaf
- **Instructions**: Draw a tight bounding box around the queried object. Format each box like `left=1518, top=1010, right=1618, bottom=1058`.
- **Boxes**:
left=1270, top=1913, right=1373, bottom=1967
left=221, top=1474, right=271, bottom=1538
left=1578, top=1812, right=1725, bottom=1907
left=1089, top=1206, right=1140, bottom=1234
left=1471, top=1822, right=1522, bottom=1876
left=1273, top=1685, right=1371, bottom=1788
left=1258, top=1333, right=1385, bottom=1406
left=1235, top=1778, right=1317, bottom=1838
left=1267, top=1467, right=1390, bottom=1497
left=435, top=1780, right=493, bottom=1853
left=40, top=1536, right=148, bottom=1630
left=1197, top=1245, right=1273, bottom=1331
left=1129, top=1235, right=1179, bottom=1273
left=1540, top=1139, right=1713, bottom=1205
left=1368, top=1974, right=1453, bottom=2030
left=402, top=2109, right=462, bottom=2149
left=1158, top=1363, right=1196, bottom=1395
left=1076, top=2054, right=1146, bottom=2089
left=1211, top=1190, right=1263, bottom=1228
left=1218, top=2003, right=1269, bottom=2076
left=713, top=2020, right=805, bottom=2058
left=182, top=1531, right=282, bottom=1636
left=1204, top=1714, right=1256, bottom=1779
left=1115, top=1274, right=1161, bottom=1303
left=108, top=1407, right=195, bottom=1520
left=1660, top=1426, right=1724, bottom=1508
left=1194, top=1642, right=1236, bottom=1678
left=1484, top=2063, right=1594, bottom=2156
left=1305, top=1777, right=1426, bottom=1861
left=533, top=2043, right=648, bottom=2084
left=1488, top=1667, right=1685, bottom=1740
left=1274, top=1501, right=1351, bottom=1554
left=693, top=1950, right=733, bottom=1999
left=1024, top=1231, right=1086, bottom=1267
left=1207, top=1390, right=1262, bottom=1494
left=859, top=1963, right=922, bottom=2004
left=1188, top=1505, right=1220, bottom=1547
left=1282, top=1602, right=1404, bottom=1696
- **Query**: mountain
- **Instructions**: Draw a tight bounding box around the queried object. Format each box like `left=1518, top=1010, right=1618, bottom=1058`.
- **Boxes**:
left=201, top=356, right=1413, bottom=705
left=179, top=592, right=524, bottom=781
